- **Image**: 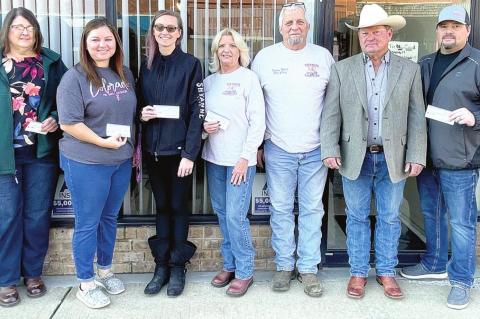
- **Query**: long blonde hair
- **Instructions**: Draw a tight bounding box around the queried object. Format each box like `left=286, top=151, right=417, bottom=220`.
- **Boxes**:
left=209, top=28, right=250, bottom=73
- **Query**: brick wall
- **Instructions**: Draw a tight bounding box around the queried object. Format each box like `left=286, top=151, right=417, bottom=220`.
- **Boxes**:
left=44, top=224, right=480, bottom=275
left=43, top=225, right=275, bottom=275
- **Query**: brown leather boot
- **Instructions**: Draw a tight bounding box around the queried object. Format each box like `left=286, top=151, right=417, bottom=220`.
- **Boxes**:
left=226, top=278, right=253, bottom=297
left=211, top=271, right=235, bottom=288
left=346, top=276, right=367, bottom=299
left=376, top=276, right=404, bottom=299
left=0, top=286, right=20, bottom=307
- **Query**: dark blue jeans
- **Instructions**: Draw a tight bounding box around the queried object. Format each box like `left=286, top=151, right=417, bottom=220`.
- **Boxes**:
left=417, top=168, right=449, bottom=273
left=60, top=153, right=131, bottom=282
left=418, top=167, right=478, bottom=288
left=0, top=150, right=58, bottom=287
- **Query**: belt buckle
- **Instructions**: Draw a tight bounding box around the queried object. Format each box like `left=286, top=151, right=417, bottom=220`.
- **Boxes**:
left=369, top=145, right=381, bottom=153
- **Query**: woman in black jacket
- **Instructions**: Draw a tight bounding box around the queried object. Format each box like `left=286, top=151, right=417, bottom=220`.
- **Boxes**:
left=138, top=10, right=204, bottom=297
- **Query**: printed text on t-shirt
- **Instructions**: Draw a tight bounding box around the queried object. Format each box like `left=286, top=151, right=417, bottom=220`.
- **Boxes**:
left=272, top=68, right=288, bottom=75
left=90, top=78, right=132, bottom=101
left=304, top=64, right=320, bottom=77
left=222, top=83, right=240, bottom=96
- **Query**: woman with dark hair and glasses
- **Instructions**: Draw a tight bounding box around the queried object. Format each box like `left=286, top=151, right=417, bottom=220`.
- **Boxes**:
left=139, top=10, right=204, bottom=297
left=57, top=18, right=136, bottom=309
left=0, top=7, right=67, bottom=307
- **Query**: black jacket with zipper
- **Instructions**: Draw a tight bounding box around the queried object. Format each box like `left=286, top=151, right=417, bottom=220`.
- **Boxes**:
left=138, top=46, right=205, bottom=161
left=419, top=44, right=480, bottom=169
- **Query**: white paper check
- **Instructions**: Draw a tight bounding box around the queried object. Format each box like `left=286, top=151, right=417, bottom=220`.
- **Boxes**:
left=425, top=105, right=454, bottom=125
left=205, top=111, right=230, bottom=131
left=153, top=105, right=180, bottom=119
left=25, top=121, right=47, bottom=135
left=106, top=124, right=131, bottom=138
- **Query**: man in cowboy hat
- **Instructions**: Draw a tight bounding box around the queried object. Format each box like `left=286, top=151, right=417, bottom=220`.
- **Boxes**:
left=320, top=4, right=426, bottom=299
left=400, top=5, right=480, bottom=310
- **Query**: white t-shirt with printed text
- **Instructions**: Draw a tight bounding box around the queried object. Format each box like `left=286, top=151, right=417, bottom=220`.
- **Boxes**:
left=252, top=42, right=334, bottom=153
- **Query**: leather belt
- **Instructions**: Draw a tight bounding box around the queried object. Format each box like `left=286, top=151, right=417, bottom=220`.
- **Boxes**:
left=367, top=145, right=383, bottom=153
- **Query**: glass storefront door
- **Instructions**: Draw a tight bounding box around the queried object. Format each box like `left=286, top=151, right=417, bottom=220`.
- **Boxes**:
left=325, top=0, right=472, bottom=264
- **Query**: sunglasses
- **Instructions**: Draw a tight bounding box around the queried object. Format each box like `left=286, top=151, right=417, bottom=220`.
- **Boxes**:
left=282, top=2, right=305, bottom=10
left=153, top=24, right=179, bottom=33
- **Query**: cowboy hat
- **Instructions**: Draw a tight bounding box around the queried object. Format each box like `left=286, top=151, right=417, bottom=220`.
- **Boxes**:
left=345, top=4, right=406, bottom=31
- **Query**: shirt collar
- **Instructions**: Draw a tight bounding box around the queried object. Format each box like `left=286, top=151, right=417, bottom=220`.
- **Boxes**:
left=363, top=50, right=391, bottom=65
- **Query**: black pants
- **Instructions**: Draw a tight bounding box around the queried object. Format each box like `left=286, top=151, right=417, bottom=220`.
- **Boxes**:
left=145, top=153, right=191, bottom=247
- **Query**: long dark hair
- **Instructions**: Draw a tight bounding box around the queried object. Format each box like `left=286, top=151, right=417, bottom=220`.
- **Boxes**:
left=0, top=7, right=43, bottom=54
left=145, top=10, right=184, bottom=70
left=79, top=18, right=126, bottom=87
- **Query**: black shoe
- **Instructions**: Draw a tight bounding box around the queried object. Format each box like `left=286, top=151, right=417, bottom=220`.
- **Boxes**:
left=144, top=264, right=170, bottom=295
left=144, top=236, right=170, bottom=295
left=167, top=266, right=186, bottom=297
left=166, top=241, right=197, bottom=297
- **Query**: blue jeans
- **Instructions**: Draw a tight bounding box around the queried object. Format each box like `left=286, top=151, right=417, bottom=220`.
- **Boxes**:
left=206, top=162, right=256, bottom=279
left=60, top=153, right=131, bottom=282
left=419, top=168, right=478, bottom=288
left=264, top=140, right=327, bottom=274
left=342, top=152, right=406, bottom=277
left=0, top=151, right=58, bottom=287
left=417, top=168, right=448, bottom=273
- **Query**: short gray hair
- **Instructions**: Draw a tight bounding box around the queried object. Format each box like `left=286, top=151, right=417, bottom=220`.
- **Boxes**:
left=278, top=5, right=309, bottom=30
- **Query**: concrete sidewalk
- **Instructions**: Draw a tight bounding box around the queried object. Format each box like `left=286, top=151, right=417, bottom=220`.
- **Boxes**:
left=1, top=269, right=479, bottom=319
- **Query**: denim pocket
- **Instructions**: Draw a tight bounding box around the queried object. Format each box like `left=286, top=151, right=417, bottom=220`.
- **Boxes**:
left=0, top=174, right=17, bottom=223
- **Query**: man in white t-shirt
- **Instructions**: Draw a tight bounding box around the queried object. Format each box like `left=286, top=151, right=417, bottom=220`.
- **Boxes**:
left=251, top=2, right=334, bottom=297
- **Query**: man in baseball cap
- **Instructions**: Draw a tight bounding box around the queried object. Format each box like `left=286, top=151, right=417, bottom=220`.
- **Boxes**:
left=437, top=4, right=470, bottom=25
left=400, top=5, right=479, bottom=310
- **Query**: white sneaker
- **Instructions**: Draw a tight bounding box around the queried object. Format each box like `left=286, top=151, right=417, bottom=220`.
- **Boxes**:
left=76, top=286, right=110, bottom=309
left=94, top=273, right=125, bottom=295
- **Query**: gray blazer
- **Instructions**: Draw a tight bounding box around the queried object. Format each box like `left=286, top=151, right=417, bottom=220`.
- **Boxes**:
left=320, top=53, right=427, bottom=183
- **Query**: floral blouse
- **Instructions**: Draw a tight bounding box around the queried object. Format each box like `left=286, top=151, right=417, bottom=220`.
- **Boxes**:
left=3, top=54, right=45, bottom=148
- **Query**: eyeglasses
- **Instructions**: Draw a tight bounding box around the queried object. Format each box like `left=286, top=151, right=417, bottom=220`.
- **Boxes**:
left=282, top=2, right=305, bottom=10
left=153, top=24, right=179, bottom=33
left=10, top=24, right=35, bottom=33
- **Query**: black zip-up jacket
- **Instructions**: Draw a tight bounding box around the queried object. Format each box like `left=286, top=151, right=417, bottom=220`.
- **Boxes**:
left=420, top=44, right=480, bottom=169
left=138, top=46, right=205, bottom=161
